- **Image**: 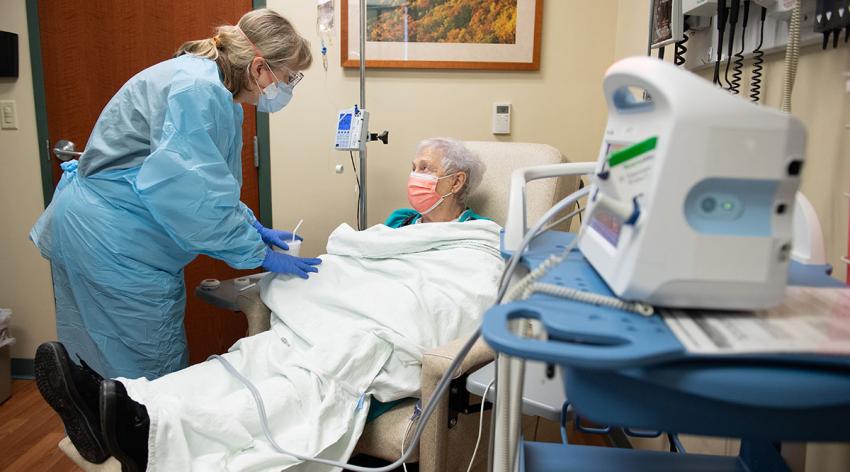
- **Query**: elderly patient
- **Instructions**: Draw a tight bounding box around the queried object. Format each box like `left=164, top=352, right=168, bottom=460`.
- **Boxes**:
left=35, top=138, right=504, bottom=472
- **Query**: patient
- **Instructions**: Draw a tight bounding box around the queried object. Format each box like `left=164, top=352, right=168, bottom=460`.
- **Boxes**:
left=35, top=138, right=504, bottom=472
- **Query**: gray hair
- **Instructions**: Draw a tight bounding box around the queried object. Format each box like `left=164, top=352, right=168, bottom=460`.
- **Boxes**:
left=416, top=138, right=485, bottom=204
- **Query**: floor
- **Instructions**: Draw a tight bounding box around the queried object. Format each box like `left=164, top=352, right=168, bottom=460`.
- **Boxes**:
left=0, top=379, right=611, bottom=472
left=0, top=380, right=80, bottom=471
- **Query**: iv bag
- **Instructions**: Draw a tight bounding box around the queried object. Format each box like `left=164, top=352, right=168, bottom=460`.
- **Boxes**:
left=317, top=0, right=334, bottom=40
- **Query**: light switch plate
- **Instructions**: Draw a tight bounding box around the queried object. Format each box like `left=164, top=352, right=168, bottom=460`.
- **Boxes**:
left=0, top=100, right=17, bottom=130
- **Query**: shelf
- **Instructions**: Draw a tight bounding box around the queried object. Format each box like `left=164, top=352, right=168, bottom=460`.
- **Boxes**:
left=520, top=442, right=750, bottom=472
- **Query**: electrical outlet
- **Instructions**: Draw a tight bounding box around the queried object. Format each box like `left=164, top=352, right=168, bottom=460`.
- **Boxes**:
left=0, top=100, right=17, bottom=130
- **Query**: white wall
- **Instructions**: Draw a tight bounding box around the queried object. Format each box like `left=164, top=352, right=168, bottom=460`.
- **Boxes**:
left=0, top=1, right=57, bottom=361
left=267, top=0, right=620, bottom=255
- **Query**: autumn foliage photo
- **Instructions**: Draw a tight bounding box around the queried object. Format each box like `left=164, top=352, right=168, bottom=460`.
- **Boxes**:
left=367, top=0, right=518, bottom=44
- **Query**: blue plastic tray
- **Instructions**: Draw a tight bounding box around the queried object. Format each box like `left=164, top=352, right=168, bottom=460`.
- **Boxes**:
left=484, top=231, right=850, bottom=440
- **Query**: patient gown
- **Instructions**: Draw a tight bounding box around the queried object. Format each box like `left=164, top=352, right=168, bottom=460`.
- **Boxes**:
left=30, top=54, right=266, bottom=379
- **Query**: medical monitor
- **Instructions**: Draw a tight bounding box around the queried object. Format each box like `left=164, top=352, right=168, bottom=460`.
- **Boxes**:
left=650, top=0, right=684, bottom=49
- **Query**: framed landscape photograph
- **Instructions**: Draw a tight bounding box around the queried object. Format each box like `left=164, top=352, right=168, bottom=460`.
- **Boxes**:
left=341, top=0, right=543, bottom=70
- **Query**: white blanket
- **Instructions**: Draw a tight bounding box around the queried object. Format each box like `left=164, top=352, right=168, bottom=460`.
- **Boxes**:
left=121, top=220, right=504, bottom=471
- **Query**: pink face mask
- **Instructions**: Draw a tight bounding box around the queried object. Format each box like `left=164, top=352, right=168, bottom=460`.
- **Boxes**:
left=407, top=172, right=457, bottom=215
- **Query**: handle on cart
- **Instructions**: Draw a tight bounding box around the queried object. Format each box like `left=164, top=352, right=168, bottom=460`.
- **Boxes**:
left=482, top=303, right=677, bottom=369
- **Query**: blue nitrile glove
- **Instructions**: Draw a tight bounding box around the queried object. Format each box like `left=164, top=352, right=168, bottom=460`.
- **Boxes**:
left=252, top=220, right=303, bottom=251
left=262, top=250, right=322, bottom=279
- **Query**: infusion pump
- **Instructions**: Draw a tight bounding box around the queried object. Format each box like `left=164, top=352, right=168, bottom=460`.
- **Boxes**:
left=334, top=105, right=369, bottom=151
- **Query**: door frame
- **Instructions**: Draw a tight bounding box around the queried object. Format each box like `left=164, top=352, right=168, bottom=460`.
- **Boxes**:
left=26, top=0, right=274, bottom=226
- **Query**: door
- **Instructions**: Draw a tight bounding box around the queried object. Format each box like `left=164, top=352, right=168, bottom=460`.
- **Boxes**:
left=36, top=0, right=260, bottom=364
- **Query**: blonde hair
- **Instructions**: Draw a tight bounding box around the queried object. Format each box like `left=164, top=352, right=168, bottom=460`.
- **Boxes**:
left=175, top=8, right=312, bottom=96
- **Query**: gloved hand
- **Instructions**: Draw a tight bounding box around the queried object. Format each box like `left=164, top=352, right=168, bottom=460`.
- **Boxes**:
left=252, top=220, right=302, bottom=251
left=262, top=250, right=322, bottom=279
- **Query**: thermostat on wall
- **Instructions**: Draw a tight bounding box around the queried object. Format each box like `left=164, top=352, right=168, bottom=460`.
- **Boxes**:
left=492, top=102, right=511, bottom=135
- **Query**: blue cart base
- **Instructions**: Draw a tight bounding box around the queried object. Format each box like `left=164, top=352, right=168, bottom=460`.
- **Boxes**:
left=520, top=441, right=786, bottom=472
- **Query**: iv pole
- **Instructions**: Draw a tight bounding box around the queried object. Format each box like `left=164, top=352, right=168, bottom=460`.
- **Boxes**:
left=358, top=0, right=367, bottom=230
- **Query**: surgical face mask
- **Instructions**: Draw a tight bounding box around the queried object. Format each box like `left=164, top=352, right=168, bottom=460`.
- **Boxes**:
left=252, top=63, right=293, bottom=113
left=407, top=171, right=457, bottom=215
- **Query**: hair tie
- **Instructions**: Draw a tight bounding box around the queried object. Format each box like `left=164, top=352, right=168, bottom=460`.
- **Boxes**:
left=211, top=34, right=222, bottom=49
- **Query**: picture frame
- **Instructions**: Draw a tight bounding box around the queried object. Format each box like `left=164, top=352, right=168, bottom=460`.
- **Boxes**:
left=341, top=0, right=543, bottom=70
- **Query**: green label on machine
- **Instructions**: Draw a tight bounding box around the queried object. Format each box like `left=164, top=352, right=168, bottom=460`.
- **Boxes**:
left=608, top=136, right=658, bottom=168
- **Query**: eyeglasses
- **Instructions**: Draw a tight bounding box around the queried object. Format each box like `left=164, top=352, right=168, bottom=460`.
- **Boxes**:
left=286, top=71, right=303, bottom=88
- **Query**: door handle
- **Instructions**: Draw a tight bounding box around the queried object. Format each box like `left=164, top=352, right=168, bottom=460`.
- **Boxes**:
left=53, top=139, right=83, bottom=161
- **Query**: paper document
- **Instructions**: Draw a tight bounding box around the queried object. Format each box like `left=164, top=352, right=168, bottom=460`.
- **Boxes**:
left=663, top=287, right=850, bottom=355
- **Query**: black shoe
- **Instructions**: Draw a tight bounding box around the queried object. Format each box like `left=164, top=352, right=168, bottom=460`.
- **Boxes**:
left=101, top=379, right=149, bottom=472
left=34, top=342, right=109, bottom=463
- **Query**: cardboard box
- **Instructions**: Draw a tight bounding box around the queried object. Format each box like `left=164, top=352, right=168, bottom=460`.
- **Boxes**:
left=0, top=344, right=10, bottom=404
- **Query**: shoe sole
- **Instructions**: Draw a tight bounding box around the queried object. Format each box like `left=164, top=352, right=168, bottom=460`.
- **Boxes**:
left=101, top=381, right=142, bottom=472
left=34, top=343, right=109, bottom=463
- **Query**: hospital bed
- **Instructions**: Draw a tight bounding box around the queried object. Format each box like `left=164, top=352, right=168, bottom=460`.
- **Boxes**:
left=58, top=140, right=582, bottom=472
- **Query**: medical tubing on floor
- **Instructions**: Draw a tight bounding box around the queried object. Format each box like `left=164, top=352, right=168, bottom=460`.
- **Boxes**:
left=211, top=325, right=483, bottom=472
left=781, top=0, right=801, bottom=113
left=750, top=7, right=767, bottom=102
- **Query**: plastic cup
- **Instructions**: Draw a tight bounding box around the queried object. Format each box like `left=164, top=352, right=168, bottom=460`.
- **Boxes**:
left=273, top=240, right=301, bottom=257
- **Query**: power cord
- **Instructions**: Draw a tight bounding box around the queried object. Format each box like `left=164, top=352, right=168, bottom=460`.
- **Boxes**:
left=724, top=0, right=741, bottom=91
left=466, top=378, right=496, bottom=472
left=349, top=150, right=362, bottom=229
left=713, top=0, right=729, bottom=86
left=401, top=417, right=416, bottom=472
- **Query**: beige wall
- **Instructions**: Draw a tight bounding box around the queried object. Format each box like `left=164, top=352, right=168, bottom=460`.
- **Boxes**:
left=0, top=1, right=57, bottom=360
left=267, top=0, right=620, bottom=256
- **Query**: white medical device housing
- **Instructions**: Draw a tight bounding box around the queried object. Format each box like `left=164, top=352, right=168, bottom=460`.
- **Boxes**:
left=579, top=57, right=806, bottom=310
left=334, top=106, right=369, bottom=151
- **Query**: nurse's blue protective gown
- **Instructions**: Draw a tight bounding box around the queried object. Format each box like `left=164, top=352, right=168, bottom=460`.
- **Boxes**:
left=30, top=55, right=267, bottom=379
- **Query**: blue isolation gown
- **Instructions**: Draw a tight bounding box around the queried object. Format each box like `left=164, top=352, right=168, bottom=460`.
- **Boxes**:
left=30, top=55, right=267, bottom=379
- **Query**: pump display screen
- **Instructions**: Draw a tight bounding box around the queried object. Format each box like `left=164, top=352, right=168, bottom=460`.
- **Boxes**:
left=589, top=208, right=623, bottom=248
left=338, top=113, right=352, bottom=131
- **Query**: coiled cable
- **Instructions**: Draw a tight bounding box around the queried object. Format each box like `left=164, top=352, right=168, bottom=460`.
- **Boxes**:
left=781, top=0, right=802, bottom=113
left=674, top=31, right=689, bottom=66
left=730, top=1, right=751, bottom=94
left=724, top=0, right=741, bottom=91
left=750, top=6, right=767, bottom=103
left=530, top=283, right=654, bottom=316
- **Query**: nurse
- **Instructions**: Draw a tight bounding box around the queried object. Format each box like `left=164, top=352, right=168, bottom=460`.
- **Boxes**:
left=30, top=9, right=320, bottom=380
